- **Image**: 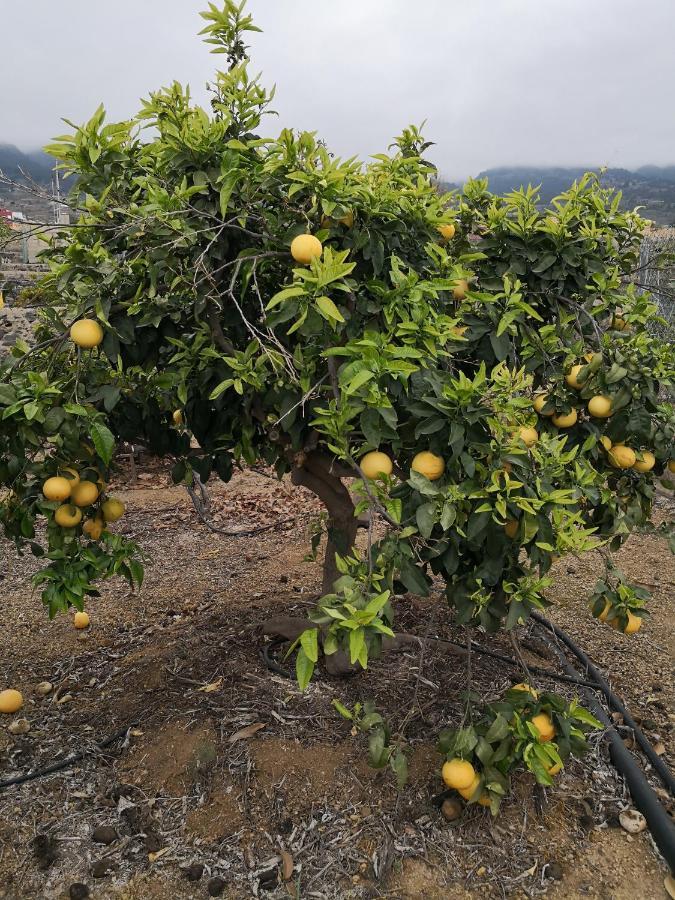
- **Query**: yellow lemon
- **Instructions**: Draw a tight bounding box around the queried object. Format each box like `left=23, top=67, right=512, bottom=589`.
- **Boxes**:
left=411, top=451, right=445, bottom=481
left=453, top=279, right=469, bottom=300
left=70, top=481, right=99, bottom=507
left=172, top=409, right=183, bottom=426
left=632, top=451, right=655, bottom=473
left=565, top=365, right=587, bottom=389
left=54, top=504, right=83, bottom=528
left=518, top=426, right=538, bottom=447
left=62, top=467, right=81, bottom=488
left=437, top=223, right=456, bottom=240
left=624, top=611, right=642, bottom=634
left=442, top=758, right=476, bottom=791
left=43, top=476, right=72, bottom=502
left=70, top=319, right=104, bottom=349
left=290, top=234, right=322, bottom=265
left=101, top=498, right=126, bottom=522
left=587, top=396, right=612, bottom=418
left=608, top=445, right=636, bottom=469
left=552, top=409, right=578, bottom=428
left=360, top=451, right=393, bottom=480
left=451, top=325, right=467, bottom=338
left=530, top=712, right=555, bottom=742
left=533, top=394, right=554, bottom=416
left=600, top=436, right=612, bottom=452
left=612, top=316, right=629, bottom=331
left=73, top=611, right=90, bottom=630
left=83, top=518, right=105, bottom=540
left=512, top=682, right=538, bottom=698
left=0, top=689, right=23, bottom=714
left=458, top=773, right=481, bottom=800
left=547, top=762, right=563, bottom=776
left=598, top=600, right=612, bottom=623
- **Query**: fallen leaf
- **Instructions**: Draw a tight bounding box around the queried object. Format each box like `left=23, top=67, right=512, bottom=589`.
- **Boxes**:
left=198, top=678, right=223, bottom=693
left=227, top=722, right=266, bottom=743
left=654, top=741, right=666, bottom=756
left=148, top=847, right=170, bottom=863
left=280, top=848, right=294, bottom=880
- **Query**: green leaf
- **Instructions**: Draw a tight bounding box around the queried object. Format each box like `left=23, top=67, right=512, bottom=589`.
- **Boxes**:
left=332, top=699, right=353, bottom=720
left=484, top=712, right=510, bottom=743
left=299, top=627, right=319, bottom=663
left=391, top=750, right=408, bottom=790
left=416, top=502, right=436, bottom=539
left=315, top=295, right=345, bottom=324
left=266, top=285, right=306, bottom=310
left=296, top=647, right=315, bottom=691
left=399, top=559, right=430, bottom=596
left=90, top=421, right=115, bottom=465
left=349, top=628, right=366, bottom=666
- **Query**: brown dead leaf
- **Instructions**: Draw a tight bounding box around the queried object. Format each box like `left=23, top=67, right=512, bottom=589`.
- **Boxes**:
left=148, top=847, right=170, bottom=863
left=280, top=848, right=294, bottom=880
left=198, top=677, right=223, bottom=693
left=227, top=722, right=266, bottom=743
left=654, top=741, right=666, bottom=756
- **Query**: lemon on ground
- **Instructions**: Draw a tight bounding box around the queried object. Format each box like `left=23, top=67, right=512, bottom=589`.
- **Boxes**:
left=598, top=600, right=612, bottom=622
left=518, top=426, right=538, bottom=447
left=70, top=319, right=104, bottom=348
left=600, top=436, right=612, bottom=451
left=0, top=689, right=23, bottom=714
left=504, top=518, right=519, bottom=539
left=533, top=394, right=554, bottom=416
left=70, top=480, right=99, bottom=507
left=442, top=758, right=477, bottom=791
left=43, top=476, right=72, bottom=502
left=73, top=611, right=90, bottom=629
left=172, top=409, right=183, bottom=426
left=290, top=234, right=322, bottom=265
left=360, top=451, right=393, bottom=480
left=453, top=279, right=469, bottom=300
left=83, top=518, right=105, bottom=540
left=552, top=409, right=578, bottom=428
left=530, top=712, right=555, bottom=742
left=608, top=445, right=636, bottom=469
left=512, top=682, right=538, bottom=698
left=624, top=611, right=642, bottom=634
left=437, top=223, right=456, bottom=240
left=565, top=365, right=587, bottom=389
left=101, top=498, right=126, bottom=522
left=587, top=396, right=612, bottom=418
left=411, top=451, right=445, bottom=481
left=633, top=451, right=655, bottom=473
left=54, top=504, right=83, bottom=528
left=458, top=773, right=481, bottom=800
left=547, top=762, right=563, bottom=776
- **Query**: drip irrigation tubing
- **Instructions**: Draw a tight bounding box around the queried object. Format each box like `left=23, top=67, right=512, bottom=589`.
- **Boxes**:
left=532, top=611, right=675, bottom=797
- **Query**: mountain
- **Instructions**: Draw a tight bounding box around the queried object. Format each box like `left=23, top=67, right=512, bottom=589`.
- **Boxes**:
left=0, top=144, right=54, bottom=185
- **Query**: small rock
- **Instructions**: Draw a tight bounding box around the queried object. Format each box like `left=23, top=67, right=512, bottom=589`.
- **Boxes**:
left=92, top=825, right=117, bottom=845
left=32, top=834, right=58, bottom=870
left=441, top=797, right=463, bottom=822
left=279, top=574, right=288, bottom=584
left=545, top=862, right=563, bottom=880
left=181, top=863, right=204, bottom=882
left=91, top=859, right=114, bottom=879
left=8, top=719, right=30, bottom=735
left=619, top=809, right=647, bottom=834
left=69, top=884, right=90, bottom=900
left=207, top=876, right=227, bottom=897
left=36, top=682, right=53, bottom=696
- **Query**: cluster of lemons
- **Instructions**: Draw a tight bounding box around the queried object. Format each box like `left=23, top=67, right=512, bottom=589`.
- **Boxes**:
left=42, top=469, right=125, bottom=537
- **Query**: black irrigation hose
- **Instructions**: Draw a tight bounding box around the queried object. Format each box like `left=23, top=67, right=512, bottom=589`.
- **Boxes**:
left=0, top=724, right=133, bottom=790
left=532, top=611, right=675, bottom=797
left=540, top=629, right=675, bottom=874
left=261, top=638, right=293, bottom=679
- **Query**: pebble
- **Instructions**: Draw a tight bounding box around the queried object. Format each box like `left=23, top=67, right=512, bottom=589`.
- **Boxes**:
left=545, top=862, right=563, bottom=880
left=69, top=885, right=90, bottom=900
left=181, top=863, right=204, bottom=882
left=619, top=809, right=647, bottom=834
left=91, top=859, right=114, bottom=879
left=207, top=876, right=227, bottom=896
left=7, top=719, right=30, bottom=735
left=92, top=825, right=118, bottom=845
left=36, top=682, right=53, bottom=696
left=441, top=797, right=463, bottom=822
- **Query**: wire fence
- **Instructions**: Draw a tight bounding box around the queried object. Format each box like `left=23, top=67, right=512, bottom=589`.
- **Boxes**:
left=637, top=229, right=675, bottom=340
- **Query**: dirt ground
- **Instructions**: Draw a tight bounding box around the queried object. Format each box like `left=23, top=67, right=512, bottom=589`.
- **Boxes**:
left=0, top=459, right=673, bottom=900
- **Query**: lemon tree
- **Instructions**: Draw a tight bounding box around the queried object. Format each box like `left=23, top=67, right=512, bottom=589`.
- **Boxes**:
left=1, top=0, right=674, bottom=809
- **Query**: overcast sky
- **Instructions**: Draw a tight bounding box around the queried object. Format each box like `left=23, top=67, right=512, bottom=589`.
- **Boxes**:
left=3, top=0, right=674, bottom=180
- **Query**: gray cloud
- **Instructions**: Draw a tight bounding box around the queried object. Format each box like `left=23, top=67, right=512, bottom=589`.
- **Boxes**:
left=3, top=0, right=674, bottom=180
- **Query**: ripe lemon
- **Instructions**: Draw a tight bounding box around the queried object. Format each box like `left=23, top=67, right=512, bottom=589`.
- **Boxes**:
left=290, top=234, right=322, bottom=265
left=565, top=365, right=587, bottom=389
left=73, top=611, right=90, bottom=630
left=453, top=279, right=469, bottom=300
left=411, top=451, right=445, bottom=481
left=668, top=460, right=675, bottom=474
left=172, top=409, right=183, bottom=426
left=587, top=396, right=612, bottom=418
left=552, top=409, right=578, bottom=428
left=62, top=467, right=81, bottom=488
left=451, top=325, right=467, bottom=338
left=503, top=518, right=519, bottom=539
left=43, top=476, right=72, bottom=502
left=0, top=689, right=23, bottom=714
left=458, top=773, right=481, bottom=800
left=477, top=793, right=492, bottom=807
left=101, top=498, right=126, bottom=522
left=442, top=758, right=476, bottom=791
left=612, top=316, right=628, bottom=331
left=598, top=600, right=612, bottom=623
left=83, top=518, right=105, bottom=540
left=55, top=504, right=83, bottom=528
left=624, top=611, right=642, bottom=634
left=360, top=451, right=393, bottom=480
left=533, top=394, right=554, bottom=416
left=518, top=426, right=538, bottom=447
left=600, top=436, right=612, bottom=452
left=512, top=682, right=538, bottom=698
left=530, top=712, right=555, bottom=742
left=437, top=223, right=456, bottom=240
left=633, top=451, right=655, bottom=473
left=547, top=762, right=563, bottom=776
left=70, top=481, right=99, bottom=507
left=608, top=445, right=636, bottom=469
left=70, top=319, right=104, bottom=349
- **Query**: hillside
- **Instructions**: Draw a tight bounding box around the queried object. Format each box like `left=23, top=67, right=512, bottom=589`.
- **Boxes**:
left=0, top=143, right=54, bottom=185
